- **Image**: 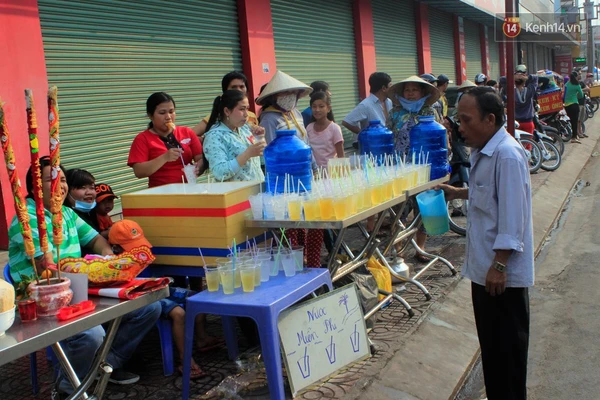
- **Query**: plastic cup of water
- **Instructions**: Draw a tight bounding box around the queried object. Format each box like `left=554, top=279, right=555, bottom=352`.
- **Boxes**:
left=240, top=265, right=256, bottom=292
left=267, top=254, right=279, bottom=277
left=218, top=265, right=235, bottom=294
left=257, top=254, right=271, bottom=282
left=263, top=194, right=276, bottom=220
left=272, top=196, right=287, bottom=220
left=248, top=194, right=264, bottom=220
left=182, top=164, right=197, bottom=184
left=204, top=266, right=220, bottom=292
left=281, top=250, right=297, bottom=277
left=290, top=245, right=304, bottom=271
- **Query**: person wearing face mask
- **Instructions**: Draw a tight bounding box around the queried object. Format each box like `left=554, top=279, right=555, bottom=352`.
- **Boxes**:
left=257, top=70, right=313, bottom=144
left=388, top=76, right=441, bottom=263
left=512, top=64, right=538, bottom=136
left=388, top=75, right=441, bottom=156
left=65, top=168, right=101, bottom=232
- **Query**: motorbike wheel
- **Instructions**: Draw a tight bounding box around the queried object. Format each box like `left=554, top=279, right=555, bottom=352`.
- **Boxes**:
left=447, top=182, right=468, bottom=236
left=582, top=108, right=589, bottom=123
left=559, top=121, right=573, bottom=142
left=542, top=127, right=564, bottom=155
left=592, top=98, right=600, bottom=113
left=521, top=139, right=542, bottom=173
left=586, top=106, right=594, bottom=120
left=539, top=140, right=562, bottom=171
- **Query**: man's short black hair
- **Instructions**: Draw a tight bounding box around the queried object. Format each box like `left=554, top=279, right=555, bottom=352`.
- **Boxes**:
left=463, top=86, right=505, bottom=128
left=368, top=72, right=392, bottom=94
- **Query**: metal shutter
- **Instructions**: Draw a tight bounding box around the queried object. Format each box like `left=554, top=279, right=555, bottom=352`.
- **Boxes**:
left=429, top=8, right=457, bottom=83
left=464, top=20, right=482, bottom=82
left=489, top=38, right=500, bottom=81
left=372, top=0, right=418, bottom=82
left=38, top=0, right=242, bottom=196
left=270, top=0, right=359, bottom=145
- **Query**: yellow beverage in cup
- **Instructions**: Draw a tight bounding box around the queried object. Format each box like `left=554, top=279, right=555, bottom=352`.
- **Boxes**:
left=319, top=197, right=335, bottom=220
left=342, top=195, right=352, bottom=218
left=384, top=182, right=393, bottom=201
left=357, top=188, right=365, bottom=210
left=349, top=193, right=358, bottom=215
left=372, top=185, right=384, bottom=205
left=288, top=200, right=303, bottom=220
left=333, top=197, right=346, bottom=220
left=219, top=268, right=234, bottom=294
left=205, top=268, right=220, bottom=292
left=408, top=169, right=418, bottom=188
left=234, top=267, right=241, bottom=288
left=240, top=267, right=256, bottom=292
left=393, top=177, right=403, bottom=197
left=363, top=188, right=372, bottom=209
left=303, top=199, right=320, bottom=220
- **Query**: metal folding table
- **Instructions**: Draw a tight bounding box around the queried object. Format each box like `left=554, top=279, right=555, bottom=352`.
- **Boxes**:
left=0, top=288, right=167, bottom=400
left=246, top=176, right=456, bottom=317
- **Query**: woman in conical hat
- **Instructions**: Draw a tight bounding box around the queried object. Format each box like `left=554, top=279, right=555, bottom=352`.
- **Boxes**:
left=387, top=76, right=442, bottom=264
left=257, top=70, right=312, bottom=143
left=387, top=75, right=441, bottom=156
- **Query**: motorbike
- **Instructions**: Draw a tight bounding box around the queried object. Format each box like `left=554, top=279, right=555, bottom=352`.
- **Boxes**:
left=538, top=109, right=572, bottom=142
left=534, top=113, right=564, bottom=155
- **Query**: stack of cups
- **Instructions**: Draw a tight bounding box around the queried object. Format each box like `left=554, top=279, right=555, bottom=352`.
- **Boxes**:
left=248, top=194, right=264, bottom=219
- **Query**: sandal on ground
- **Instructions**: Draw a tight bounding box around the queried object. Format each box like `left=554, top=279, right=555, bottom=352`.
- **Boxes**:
left=580, top=134, right=589, bottom=138
left=197, top=337, right=225, bottom=353
left=178, top=364, right=208, bottom=379
left=571, top=139, right=582, bottom=144
left=414, top=253, right=432, bottom=263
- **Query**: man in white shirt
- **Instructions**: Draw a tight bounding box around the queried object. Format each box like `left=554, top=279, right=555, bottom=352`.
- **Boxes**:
left=438, top=87, right=534, bottom=400
left=342, top=72, right=393, bottom=148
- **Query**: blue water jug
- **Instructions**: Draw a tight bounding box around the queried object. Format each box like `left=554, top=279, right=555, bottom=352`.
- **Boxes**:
left=264, top=129, right=312, bottom=194
left=416, top=189, right=449, bottom=235
left=409, top=116, right=450, bottom=180
left=358, top=120, right=394, bottom=164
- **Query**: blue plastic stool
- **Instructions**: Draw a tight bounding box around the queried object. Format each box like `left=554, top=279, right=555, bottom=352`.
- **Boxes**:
left=155, top=317, right=175, bottom=376
left=181, top=268, right=333, bottom=400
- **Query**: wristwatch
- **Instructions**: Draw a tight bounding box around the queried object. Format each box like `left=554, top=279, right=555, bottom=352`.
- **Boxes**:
left=492, top=261, right=507, bottom=273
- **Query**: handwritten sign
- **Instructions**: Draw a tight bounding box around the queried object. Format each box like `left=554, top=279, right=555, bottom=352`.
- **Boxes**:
left=538, top=91, right=563, bottom=115
left=278, top=284, right=369, bottom=395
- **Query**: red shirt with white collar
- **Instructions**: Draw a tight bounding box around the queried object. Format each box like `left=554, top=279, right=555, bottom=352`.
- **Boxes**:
left=128, top=126, right=202, bottom=188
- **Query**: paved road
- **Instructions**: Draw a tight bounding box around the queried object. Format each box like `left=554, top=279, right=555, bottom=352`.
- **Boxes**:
left=527, top=145, right=600, bottom=399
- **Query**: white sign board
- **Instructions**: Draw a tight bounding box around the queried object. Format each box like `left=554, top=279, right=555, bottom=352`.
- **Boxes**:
left=278, top=284, right=370, bottom=395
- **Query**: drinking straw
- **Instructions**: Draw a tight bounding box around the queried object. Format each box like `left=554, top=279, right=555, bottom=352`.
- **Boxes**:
left=267, top=172, right=271, bottom=193
left=179, top=152, right=185, bottom=167
left=197, top=248, right=206, bottom=267
left=425, top=151, right=429, bottom=166
left=275, top=175, right=279, bottom=194
left=297, top=179, right=309, bottom=194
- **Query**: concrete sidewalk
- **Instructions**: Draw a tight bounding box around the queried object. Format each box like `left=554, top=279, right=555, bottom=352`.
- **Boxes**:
left=349, top=124, right=600, bottom=400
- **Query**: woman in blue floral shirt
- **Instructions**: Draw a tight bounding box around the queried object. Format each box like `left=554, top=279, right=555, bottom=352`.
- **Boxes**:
left=203, top=90, right=266, bottom=182
left=387, top=76, right=441, bottom=156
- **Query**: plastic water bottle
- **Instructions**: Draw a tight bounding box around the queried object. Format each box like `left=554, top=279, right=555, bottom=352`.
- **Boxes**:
left=358, top=120, right=394, bottom=164
left=264, top=129, right=312, bottom=194
left=409, top=116, right=449, bottom=180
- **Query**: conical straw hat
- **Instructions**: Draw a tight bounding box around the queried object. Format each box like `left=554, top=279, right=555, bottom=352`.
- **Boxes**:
left=388, top=75, right=440, bottom=106
left=457, top=80, right=477, bottom=92
left=256, top=70, right=312, bottom=105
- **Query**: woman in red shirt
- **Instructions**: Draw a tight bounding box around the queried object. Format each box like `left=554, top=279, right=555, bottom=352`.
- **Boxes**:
left=128, top=92, right=205, bottom=187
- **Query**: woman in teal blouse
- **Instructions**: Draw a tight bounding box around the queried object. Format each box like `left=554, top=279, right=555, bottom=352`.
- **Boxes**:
left=203, top=90, right=266, bottom=181
left=564, top=72, right=584, bottom=144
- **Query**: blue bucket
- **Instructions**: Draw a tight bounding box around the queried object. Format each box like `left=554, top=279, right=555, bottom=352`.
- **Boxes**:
left=416, top=189, right=449, bottom=235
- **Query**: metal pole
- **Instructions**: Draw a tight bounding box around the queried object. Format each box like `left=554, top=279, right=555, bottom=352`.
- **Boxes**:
left=515, top=1, right=522, bottom=64
left=506, top=0, right=516, bottom=136
left=587, top=1, right=595, bottom=78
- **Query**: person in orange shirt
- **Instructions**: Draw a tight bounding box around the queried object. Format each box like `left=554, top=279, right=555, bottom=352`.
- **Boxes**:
left=94, top=183, right=117, bottom=239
